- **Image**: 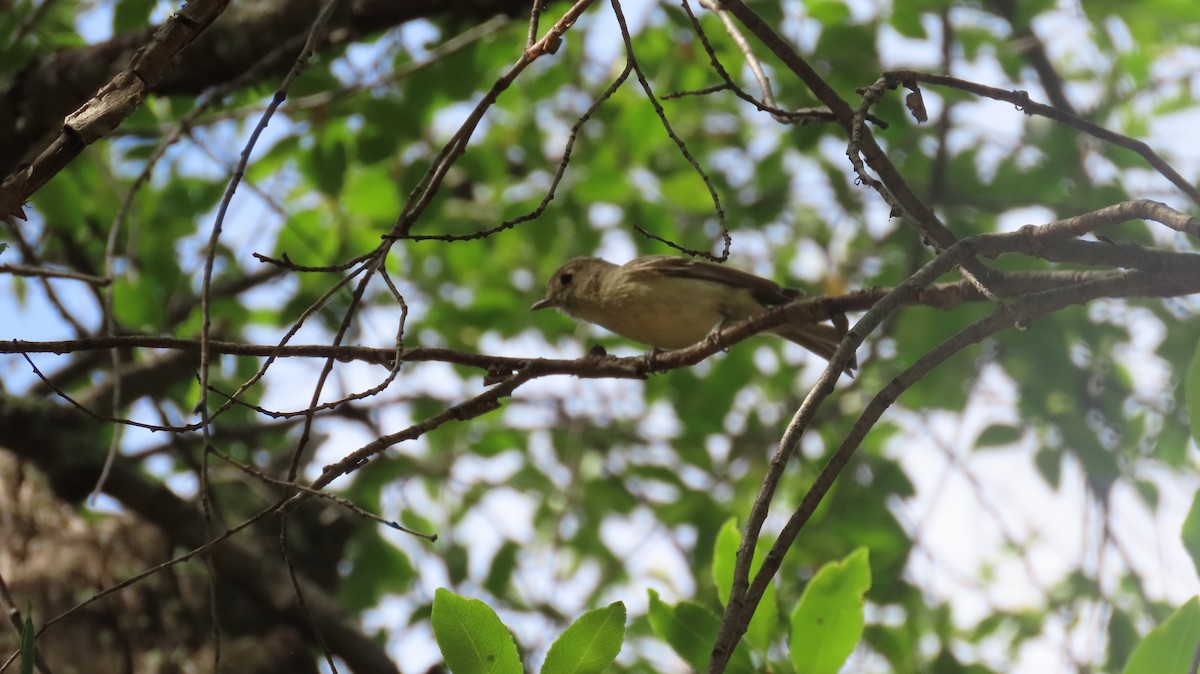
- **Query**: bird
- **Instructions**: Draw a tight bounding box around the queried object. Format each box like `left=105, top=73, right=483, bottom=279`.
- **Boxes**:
left=532, top=255, right=853, bottom=368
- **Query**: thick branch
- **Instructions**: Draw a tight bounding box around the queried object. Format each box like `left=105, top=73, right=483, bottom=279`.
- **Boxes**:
left=714, top=0, right=963, bottom=253
left=882, top=72, right=1200, bottom=206
left=4, top=266, right=1197, bottom=390
left=0, top=395, right=398, bottom=674
left=0, top=0, right=234, bottom=219
left=0, top=0, right=529, bottom=195
left=708, top=212, right=1200, bottom=672
left=719, top=269, right=1179, bottom=670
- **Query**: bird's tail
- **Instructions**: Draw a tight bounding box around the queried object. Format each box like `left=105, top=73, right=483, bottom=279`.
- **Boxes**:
left=772, top=322, right=857, bottom=372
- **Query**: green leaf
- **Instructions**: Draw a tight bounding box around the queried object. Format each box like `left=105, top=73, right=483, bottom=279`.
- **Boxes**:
left=540, top=602, right=626, bottom=674
left=338, top=532, right=416, bottom=612
left=1122, top=597, right=1200, bottom=674
left=1034, top=447, right=1063, bottom=488
left=446, top=544, right=469, bottom=586
left=807, top=0, right=852, bottom=26
left=113, top=0, right=155, bottom=33
left=19, top=600, right=34, bottom=674
left=712, top=518, right=778, bottom=652
left=1186, top=338, right=1200, bottom=447
left=660, top=171, right=718, bottom=214
left=277, top=207, right=343, bottom=265
left=1106, top=607, right=1139, bottom=672
left=343, top=166, right=402, bottom=220
left=431, top=588, right=522, bottom=674
left=1181, top=490, right=1200, bottom=579
left=311, top=138, right=349, bottom=197
left=976, top=424, right=1023, bottom=448
left=712, top=518, right=741, bottom=606
left=647, top=589, right=754, bottom=674
left=646, top=589, right=715, bottom=671
left=111, top=274, right=169, bottom=330
left=789, top=548, right=872, bottom=674
left=483, top=541, right=519, bottom=597
left=890, top=1, right=927, bottom=38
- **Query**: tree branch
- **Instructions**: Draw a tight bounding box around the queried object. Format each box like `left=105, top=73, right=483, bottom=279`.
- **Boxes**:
left=0, top=396, right=399, bottom=674
left=708, top=205, right=1200, bottom=672
left=0, top=0, right=235, bottom=219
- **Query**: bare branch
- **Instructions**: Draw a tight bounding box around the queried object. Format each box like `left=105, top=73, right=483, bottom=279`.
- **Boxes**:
left=880, top=71, right=1200, bottom=206
left=0, top=0, right=234, bottom=219
left=0, top=264, right=108, bottom=285
left=709, top=203, right=1200, bottom=672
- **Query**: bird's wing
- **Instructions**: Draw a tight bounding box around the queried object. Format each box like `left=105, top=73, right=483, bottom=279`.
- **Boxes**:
left=622, top=255, right=798, bottom=305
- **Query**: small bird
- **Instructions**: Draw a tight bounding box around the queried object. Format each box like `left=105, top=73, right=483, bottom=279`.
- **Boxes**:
left=532, top=255, right=852, bottom=367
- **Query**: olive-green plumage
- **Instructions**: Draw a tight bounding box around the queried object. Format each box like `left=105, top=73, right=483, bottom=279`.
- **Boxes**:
left=532, top=255, right=850, bottom=366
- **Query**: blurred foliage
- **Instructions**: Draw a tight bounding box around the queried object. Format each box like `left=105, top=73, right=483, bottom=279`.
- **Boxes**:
left=3, top=0, right=1199, bottom=672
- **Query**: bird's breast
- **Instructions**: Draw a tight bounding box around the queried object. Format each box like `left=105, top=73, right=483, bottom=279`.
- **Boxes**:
left=574, top=275, right=760, bottom=349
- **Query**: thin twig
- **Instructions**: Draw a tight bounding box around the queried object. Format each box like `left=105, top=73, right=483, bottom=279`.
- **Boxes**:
left=708, top=204, right=1200, bottom=671
left=526, top=0, right=544, bottom=48
left=987, top=0, right=1075, bottom=114
left=882, top=70, right=1200, bottom=206
left=725, top=269, right=1163, bottom=667
left=211, top=448, right=435, bottom=539
left=0, top=264, right=108, bottom=285
left=280, top=368, right=538, bottom=512
left=697, top=0, right=776, bottom=108
left=0, top=571, right=54, bottom=674
left=9, top=0, right=59, bottom=47
left=714, top=0, right=1003, bottom=310
left=194, top=1, right=346, bottom=668
left=679, top=0, right=873, bottom=126
left=387, top=0, right=600, bottom=240
left=400, top=63, right=634, bottom=243
left=611, top=0, right=730, bottom=259
left=1, top=222, right=88, bottom=334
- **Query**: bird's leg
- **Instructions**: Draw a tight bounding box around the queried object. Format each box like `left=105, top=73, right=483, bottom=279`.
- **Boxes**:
left=704, top=321, right=731, bottom=353
left=642, top=347, right=664, bottom=373
left=831, top=312, right=850, bottom=339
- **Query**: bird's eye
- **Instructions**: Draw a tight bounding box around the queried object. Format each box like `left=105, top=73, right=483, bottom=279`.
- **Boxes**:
left=560, top=273, right=573, bottom=286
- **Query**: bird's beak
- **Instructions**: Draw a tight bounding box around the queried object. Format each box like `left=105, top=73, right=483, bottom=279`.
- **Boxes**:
left=531, top=298, right=554, bottom=311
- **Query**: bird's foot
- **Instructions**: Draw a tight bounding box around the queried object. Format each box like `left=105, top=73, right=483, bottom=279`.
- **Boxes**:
left=704, top=326, right=730, bottom=353
left=642, top=347, right=664, bottom=373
